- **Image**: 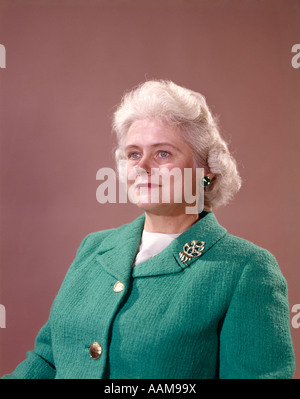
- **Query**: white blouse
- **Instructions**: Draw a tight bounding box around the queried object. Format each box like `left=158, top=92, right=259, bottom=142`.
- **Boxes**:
left=134, top=230, right=182, bottom=266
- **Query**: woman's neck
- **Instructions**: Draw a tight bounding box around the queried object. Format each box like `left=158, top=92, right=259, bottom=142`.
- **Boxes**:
left=144, top=212, right=200, bottom=234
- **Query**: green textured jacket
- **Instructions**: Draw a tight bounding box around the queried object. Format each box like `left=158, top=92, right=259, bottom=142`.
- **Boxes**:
left=2, top=211, right=295, bottom=379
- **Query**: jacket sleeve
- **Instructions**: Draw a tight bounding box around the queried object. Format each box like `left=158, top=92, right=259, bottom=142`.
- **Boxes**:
left=219, top=250, right=295, bottom=379
left=1, top=235, right=90, bottom=379
left=1, top=321, right=56, bottom=379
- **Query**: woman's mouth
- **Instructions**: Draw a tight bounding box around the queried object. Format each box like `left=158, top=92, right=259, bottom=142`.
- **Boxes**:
left=136, top=183, right=161, bottom=189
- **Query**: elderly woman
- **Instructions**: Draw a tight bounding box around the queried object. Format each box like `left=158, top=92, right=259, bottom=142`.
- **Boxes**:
left=2, top=80, right=295, bottom=379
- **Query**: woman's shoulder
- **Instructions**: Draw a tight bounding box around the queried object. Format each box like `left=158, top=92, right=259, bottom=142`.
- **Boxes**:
left=224, top=231, right=276, bottom=257
left=203, top=212, right=279, bottom=271
left=205, top=230, right=288, bottom=297
left=76, top=226, right=118, bottom=256
left=215, top=230, right=281, bottom=275
left=75, top=218, right=139, bottom=256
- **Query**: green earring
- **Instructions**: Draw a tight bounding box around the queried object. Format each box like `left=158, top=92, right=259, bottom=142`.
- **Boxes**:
left=201, top=176, right=211, bottom=187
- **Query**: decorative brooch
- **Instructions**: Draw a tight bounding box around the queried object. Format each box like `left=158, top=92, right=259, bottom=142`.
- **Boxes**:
left=179, top=240, right=205, bottom=266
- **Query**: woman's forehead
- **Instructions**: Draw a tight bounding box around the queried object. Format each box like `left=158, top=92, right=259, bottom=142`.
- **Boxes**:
left=125, top=118, right=185, bottom=146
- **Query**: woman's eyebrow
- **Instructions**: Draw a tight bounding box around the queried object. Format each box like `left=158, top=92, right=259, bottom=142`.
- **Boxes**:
left=125, top=144, right=141, bottom=151
left=125, top=143, right=180, bottom=151
left=151, top=143, right=180, bottom=150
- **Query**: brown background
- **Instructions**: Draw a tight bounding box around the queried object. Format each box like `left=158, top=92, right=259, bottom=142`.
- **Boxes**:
left=0, top=0, right=299, bottom=378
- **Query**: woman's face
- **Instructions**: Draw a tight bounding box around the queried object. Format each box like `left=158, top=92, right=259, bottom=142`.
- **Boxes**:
left=124, top=118, right=201, bottom=215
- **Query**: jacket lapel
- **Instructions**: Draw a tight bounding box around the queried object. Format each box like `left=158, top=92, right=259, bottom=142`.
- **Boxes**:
left=95, top=211, right=227, bottom=281
left=172, top=211, right=227, bottom=269
left=95, top=214, right=145, bottom=283
left=132, top=211, right=227, bottom=277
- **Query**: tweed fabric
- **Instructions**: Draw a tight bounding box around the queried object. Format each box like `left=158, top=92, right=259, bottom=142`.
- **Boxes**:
left=2, top=211, right=295, bottom=379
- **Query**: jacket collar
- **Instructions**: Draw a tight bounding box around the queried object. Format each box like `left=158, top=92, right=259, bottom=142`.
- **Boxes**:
left=95, top=211, right=227, bottom=281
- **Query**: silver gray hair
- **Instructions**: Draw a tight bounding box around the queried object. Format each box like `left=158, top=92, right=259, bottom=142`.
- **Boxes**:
left=112, top=80, right=242, bottom=209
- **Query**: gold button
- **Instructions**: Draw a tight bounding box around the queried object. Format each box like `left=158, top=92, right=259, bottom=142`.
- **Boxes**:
left=113, top=281, right=124, bottom=292
left=89, top=342, right=102, bottom=359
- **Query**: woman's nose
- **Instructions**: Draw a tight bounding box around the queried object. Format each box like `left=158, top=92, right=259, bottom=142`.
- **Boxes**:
left=136, top=156, right=152, bottom=176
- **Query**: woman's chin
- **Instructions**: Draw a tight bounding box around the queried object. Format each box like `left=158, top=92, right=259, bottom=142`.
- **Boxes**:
left=134, top=199, right=164, bottom=212
left=133, top=199, right=187, bottom=216
left=128, top=190, right=188, bottom=214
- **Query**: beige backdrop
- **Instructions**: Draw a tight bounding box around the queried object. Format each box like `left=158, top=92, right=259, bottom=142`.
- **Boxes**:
left=0, top=0, right=299, bottom=378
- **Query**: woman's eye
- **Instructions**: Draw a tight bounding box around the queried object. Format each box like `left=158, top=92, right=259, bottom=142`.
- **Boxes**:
left=128, top=152, right=140, bottom=159
left=158, top=151, right=170, bottom=158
